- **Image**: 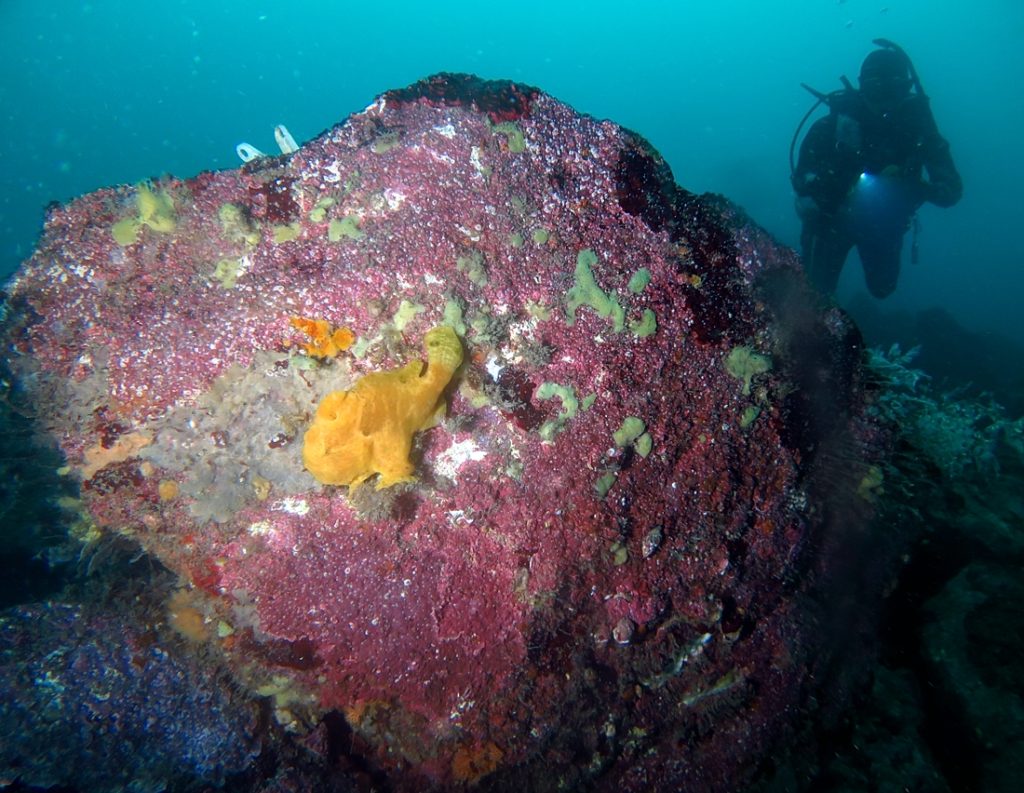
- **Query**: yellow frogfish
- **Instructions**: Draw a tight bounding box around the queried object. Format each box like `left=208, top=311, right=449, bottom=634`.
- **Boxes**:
left=302, top=325, right=464, bottom=489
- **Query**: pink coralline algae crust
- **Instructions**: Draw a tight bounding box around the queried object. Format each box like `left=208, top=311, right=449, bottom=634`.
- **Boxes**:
left=2, top=74, right=886, bottom=791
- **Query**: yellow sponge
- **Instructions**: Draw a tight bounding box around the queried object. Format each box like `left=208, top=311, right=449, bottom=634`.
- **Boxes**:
left=302, top=326, right=463, bottom=488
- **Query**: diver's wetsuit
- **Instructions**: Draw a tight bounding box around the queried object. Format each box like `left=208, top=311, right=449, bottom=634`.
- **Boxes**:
left=792, top=89, right=962, bottom=298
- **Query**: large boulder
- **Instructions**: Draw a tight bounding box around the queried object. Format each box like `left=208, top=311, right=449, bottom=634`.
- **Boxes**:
left=1, top=74, right=887, bottom=791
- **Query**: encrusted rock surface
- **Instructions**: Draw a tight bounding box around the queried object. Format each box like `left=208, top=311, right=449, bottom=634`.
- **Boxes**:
left=1, top=74, right=886, bottom=791
left=0, top=602, right=260, bottom=791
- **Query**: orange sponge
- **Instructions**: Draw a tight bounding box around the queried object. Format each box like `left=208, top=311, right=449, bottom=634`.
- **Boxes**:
left=290, top=317, right=355, bottom=358
left=302, top=326, right=464, bottom=488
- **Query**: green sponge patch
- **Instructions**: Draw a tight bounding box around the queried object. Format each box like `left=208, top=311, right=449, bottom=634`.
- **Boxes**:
left=135, top=183, right=176, bottom=233
left=272, top=222, right=301, bottom=244
left=857, top=465, right=884, bottom=502
left=443, top=299, right=467, bottom=336
left=536, top=382, right=579, bottom=441
left=456, top=250, right=488, bottom=287
left=218, top=203, right=260, bottom=246
left=392, top=300, right=425, bottom=331
left=725, top=346, right=772, bottom=396
left=565, top=249, right=625, bottom=333
left=111, top=217, right=140, bottom=246
left=739, top=405, right=761, bottom=429
left=372, top=131, right=400, bottom=154
left=112, top=182, right=177, bottom=245
left=525, top=300, right=551, bottom=321
left=613, top=417, right=653, bottom=458
left=493, top=121, right=526, bottom=153
left=628, top=268, right=651, bottom=293
left=594, top=472, right=617, bottom=499
left=630, top=308, right=657, bottom=338
left=328, top=215, right=364, bottom=242
left=308, top=197, right=336, bottom=223
left=212, top=257, right=246, bottom=289
left=613, top=416, right=646, bottom=447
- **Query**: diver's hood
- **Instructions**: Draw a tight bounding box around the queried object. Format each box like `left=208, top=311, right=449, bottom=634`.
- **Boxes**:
left=843, top=172, right=919, bottom=240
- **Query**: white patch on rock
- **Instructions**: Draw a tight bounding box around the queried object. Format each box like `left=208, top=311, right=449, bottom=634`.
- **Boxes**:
left=273, top=497, right=310, bottom=516
left=434, top=438, right=486, bottom=483
left=470, top=146, right=487, bottom=177
left=248, top=520, right=275, bottom=537
left=484, top=354, right=504, bottom=380
left=324, top=161, right=342, bottom=184
left=384, top=189, right=406, bottom=211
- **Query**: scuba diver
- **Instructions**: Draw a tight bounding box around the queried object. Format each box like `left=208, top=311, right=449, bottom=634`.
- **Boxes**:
left=790, top=40, right=962, bottom=298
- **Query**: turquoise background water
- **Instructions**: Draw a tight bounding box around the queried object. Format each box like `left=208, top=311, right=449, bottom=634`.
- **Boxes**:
left=2, top=0, right=1021, bottom=343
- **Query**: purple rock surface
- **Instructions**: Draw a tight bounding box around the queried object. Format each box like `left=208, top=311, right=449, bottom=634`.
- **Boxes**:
left=1, top=74, right=889, bottom=791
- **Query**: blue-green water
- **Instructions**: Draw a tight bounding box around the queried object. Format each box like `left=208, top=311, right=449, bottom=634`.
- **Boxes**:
left=2, top=1, right=1022, bottom=345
